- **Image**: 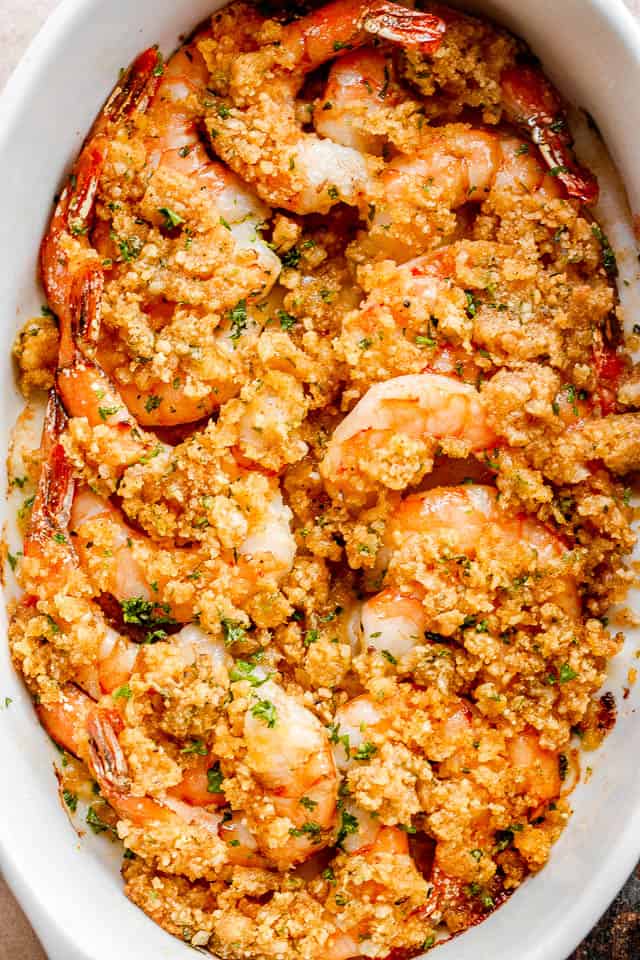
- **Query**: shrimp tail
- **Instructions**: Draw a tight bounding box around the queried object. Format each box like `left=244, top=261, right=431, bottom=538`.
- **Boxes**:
left=41, top=47, right=161, bottom=321
left=57, top=262, right=105, bottom=367
left=500, top=64, right=599, bottom=204
left=39, top=143, right=106, bottom=322
left=87, top=708, right=129, bottom=791
left=103, top=46, right=164, bottom=123
left=363, top=1, right=446, bottom=50
left=24, top=390, right=75, bottom=558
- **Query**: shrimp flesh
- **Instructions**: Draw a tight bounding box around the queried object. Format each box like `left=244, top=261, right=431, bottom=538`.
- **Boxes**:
left=42, top=39, right=282, bottom=429
left=69, top=483, right=296, bottom=624
left=380, top=484, right=580, bottom=620
left=314, top=45, right=596, bottom=260
left=320, top=372, right=495, bottom=500
left=239, top=677, right=339, bottom=868
left=40, top=48, right=162, bottom=326
left=201, top=0, right=445, bottom=214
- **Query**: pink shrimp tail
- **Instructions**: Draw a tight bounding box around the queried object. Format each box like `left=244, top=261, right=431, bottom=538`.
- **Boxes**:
left=501, top=64, right=599, bottom=204
left=363, top=1, right=446, bottom=50
left=24, top=390, right=75, bottom=558
left=87, top=708, right=129, bottom=790
left=103, top=46, right=164, bottom=121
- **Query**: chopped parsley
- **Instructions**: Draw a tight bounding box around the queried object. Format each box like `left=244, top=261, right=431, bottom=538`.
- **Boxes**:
left=353, top=741, right=377, bottom=762
left=230, top=660, right=269, bottom=687
left=380, top=649, right=397, bottom=665
left=113, top=684, right=132, bottom=700
left=98, top=405, right=120, bottom=421
left=86, top=805, right=116, bottom=836
left=281, top=247, right=301, bottom=268
left=228, top=299, right=248, bottom=340
left=299, top=796, right=318, bottom=811
left=221, top=617, right=247, bottom=646
left=144, top=395, right=162, bottom=413
left=336, top=808, right=359, bottom=847
left=207, top=762, right=224, bottom=794
left=277, top=309, right=297, bottom=331
left=18, top=495, right=35, bottom=521
left=465, top=290, right=478, bottom=318
left=152, top=50, right=164, bottom=77
left=111, top=232, right=143, bottom=263
left=181, top=739, right=208, bottom=756
left=327, top=722, right=350, bottom=753
left=63, top=790, right=78, bottom=813
left=558, top=662, right=578, bottom=684
left=288, top=821, right=322, bottom=841
left=591, top=223, right=618, bottom=278
left=548, top=164, right=570, bottom=177
left=303, top=629, right=318, bottom=647
left=158, top=206, right=185, bottom=230
left=119, top=597, right=175, bottom=643
left=251, top=699, right=277, bottom=728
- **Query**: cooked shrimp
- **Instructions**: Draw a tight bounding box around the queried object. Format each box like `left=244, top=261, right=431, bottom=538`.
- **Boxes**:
left=313, top=48, right=408, bottom=156
left=381, top=484, right=580, bottom=619
left=358, top=584, right=428, bottom=659
left=39, top=687, right=266, bottom=874
left=362, top=125, right=566, bottom=262
left=201, top=0, right=445, bottom=213
left=314, top=41, right=596, bottom=260
left=331, top=693, right=398, bottom=772
left=92, top=35, right=283, bottom=427
left=69, top=483, right=295, bottom=623
left=145, top=40, right=280, bottom=283
left=40, top=47, right=162, bottom=326
left=336, top=242, right=497, bottom=390
left=320, top=372, right=494, bottom=501
left=325, top=821, right=431, bottom=959
left=239, top=678, right=338, bottom=868
left=507, top=728, right=561, bottom=804
left=43, top=39, right=282, bottom=430
left=406, top=4, right=598, bottom=202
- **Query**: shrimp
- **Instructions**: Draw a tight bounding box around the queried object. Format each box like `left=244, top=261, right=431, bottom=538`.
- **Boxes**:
left=380, top=484, right=580, bottom=620
left=362, top=124, right=566, bottom=262
left=319, top=39, right=597, bottom=204
left=143, top=39, right=279, bottom=282
left=320, top=372, right=495, bottom=502
left=324, top=820, right=431, bottom=959
left=426, top=0, right=598, bottom=202
left=238, top=677, right=339, bottom=868
left=358, top=584, right=428, bottom=659
left=40, top=47, right=162, bottom=326
left=200, top=0, right=445, bottom=214
left=507, top=728, right=561, bottom=804
left=336, top=241, right=498, bottom=391
left=91, top=34, right=283, bottom=427
left=42, top=39, right=282, bottom=430
left=39, top=683, right=266, bottom=873
left=42, top=692, right=231, bottom=879
left=69, top=482, right=296, bottom=625
left=11, top=392, right=141, bottom=700
left=313, top=48, right=409, bottom=156
left=315, top=44, right=596, bottom=260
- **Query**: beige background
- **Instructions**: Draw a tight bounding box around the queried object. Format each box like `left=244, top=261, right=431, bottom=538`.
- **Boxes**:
left=0, top=1, right=639, bottom=958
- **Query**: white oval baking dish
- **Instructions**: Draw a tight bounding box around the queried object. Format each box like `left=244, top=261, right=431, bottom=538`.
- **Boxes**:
left=1, top=1, right=639, bottom=958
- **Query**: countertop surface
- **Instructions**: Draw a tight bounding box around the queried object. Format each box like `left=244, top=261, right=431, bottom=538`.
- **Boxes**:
left=1, top=1, right=639, bottom=958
